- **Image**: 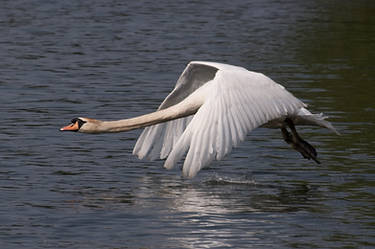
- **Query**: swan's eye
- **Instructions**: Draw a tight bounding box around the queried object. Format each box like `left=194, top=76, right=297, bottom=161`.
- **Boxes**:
left=70, top=118, right=86, bottom=129
left=71, top=118, right=79, bottom=124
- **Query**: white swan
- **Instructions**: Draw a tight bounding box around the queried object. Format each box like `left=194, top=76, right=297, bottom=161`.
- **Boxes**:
left=61, top=61, right=339, bottom=178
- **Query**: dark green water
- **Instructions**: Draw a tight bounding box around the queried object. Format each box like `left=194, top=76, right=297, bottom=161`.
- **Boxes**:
left=0, top=0, right=374, bottom=248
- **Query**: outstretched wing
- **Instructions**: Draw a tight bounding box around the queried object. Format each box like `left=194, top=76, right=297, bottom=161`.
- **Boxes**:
left=134, top=61, right=305, bottom=178
left=133, top=62, right=218, bottom=160
left=163, top=67, right=305, bottom=178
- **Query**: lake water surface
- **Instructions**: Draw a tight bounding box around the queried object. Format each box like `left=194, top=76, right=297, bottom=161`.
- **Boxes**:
left=1, top=0, right=374, bottom=248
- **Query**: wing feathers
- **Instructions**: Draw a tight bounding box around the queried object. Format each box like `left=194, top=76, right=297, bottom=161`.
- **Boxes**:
left=134, top=62, right=308, bottom=178
left=178, top=71, right=305, bottom=177
left=181, top=99, right=217, bottom=177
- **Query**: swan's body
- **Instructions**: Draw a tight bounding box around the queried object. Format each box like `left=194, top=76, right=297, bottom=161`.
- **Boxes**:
left=61, top=61, right=339, bottom=178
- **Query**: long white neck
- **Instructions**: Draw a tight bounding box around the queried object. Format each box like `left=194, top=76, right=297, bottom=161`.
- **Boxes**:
left=81, top=93, right=205, bottom=133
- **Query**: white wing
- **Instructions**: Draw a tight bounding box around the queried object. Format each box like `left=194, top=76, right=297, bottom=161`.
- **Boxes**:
left=134, top=61, right=305, bottom=178
left=133, top=62, right=217, bottom=160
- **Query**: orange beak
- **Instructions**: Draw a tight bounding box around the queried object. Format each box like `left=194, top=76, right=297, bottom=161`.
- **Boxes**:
left=60, top=121, right=80, bottom=132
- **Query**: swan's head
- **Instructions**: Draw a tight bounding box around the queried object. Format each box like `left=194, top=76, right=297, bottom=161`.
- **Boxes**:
left=60, top=117, right=100, bottom=133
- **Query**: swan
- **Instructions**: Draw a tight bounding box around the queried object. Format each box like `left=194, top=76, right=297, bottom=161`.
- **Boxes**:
left=60, top=61, right=339, bottom=178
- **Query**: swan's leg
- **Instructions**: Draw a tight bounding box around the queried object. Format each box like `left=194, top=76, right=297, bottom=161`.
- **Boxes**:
left=281, top=118, right=321, bottom=164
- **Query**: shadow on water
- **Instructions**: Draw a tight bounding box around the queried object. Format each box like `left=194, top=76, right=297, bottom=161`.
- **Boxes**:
left=82, top=172, right=332, bottom=248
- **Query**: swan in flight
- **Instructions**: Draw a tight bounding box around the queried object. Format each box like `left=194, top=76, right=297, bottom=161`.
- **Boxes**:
left=61, top=61, right=339, bottom=178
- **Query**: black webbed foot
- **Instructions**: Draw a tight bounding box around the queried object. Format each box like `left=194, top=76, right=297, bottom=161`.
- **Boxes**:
left=281, top=118, right=320, bottom=164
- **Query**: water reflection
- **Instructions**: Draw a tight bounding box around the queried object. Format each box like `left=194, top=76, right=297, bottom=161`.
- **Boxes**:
left=118, top=173, right=331, bottom=248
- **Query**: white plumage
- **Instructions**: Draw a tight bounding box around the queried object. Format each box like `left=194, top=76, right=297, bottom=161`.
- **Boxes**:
left=61, top=61, right=338, bottom=178
left=132, top=61, right=338, bottom=178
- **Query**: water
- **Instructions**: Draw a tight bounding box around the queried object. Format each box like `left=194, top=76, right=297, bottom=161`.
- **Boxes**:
left=1, top=0, right=374, bottom=248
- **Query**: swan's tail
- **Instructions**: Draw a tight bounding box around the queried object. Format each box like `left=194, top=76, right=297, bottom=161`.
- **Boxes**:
left=295, top=108, right=340, bottom=135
